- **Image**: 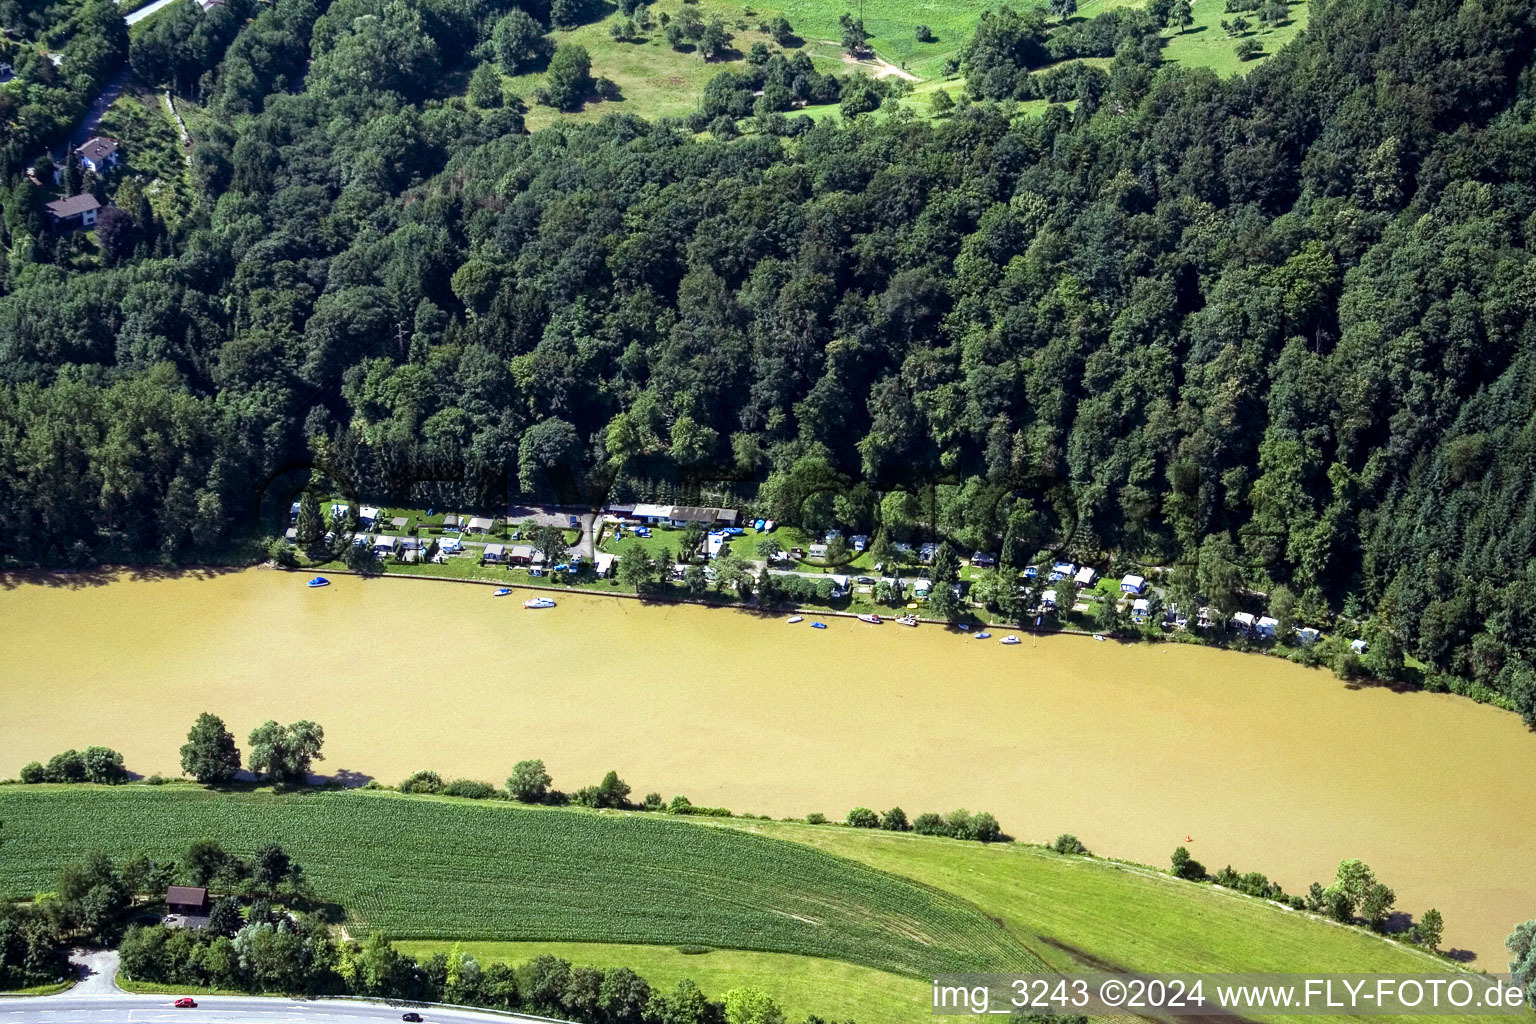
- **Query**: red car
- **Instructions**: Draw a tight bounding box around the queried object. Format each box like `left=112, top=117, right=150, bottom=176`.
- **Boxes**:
left=174, top=998, right=197, bottom=1009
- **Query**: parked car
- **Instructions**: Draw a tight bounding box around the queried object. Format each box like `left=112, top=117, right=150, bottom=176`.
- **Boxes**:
left=401, top=1014, right=423, bottom=1022
left=174, top=998, right=198, bottom=1009
left=856, top=576, right=876, bottom=585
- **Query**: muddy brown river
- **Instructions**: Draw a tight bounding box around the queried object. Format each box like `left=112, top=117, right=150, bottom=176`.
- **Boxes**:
left=1, top=568, right=1531, bottom=964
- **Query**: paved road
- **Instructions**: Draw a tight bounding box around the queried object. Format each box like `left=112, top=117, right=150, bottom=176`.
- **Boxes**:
left=122, top=0, right=181, bottom=26
left=66, top=950, right=119, bottom=995
left=0, top=995, right=553, bottom=1024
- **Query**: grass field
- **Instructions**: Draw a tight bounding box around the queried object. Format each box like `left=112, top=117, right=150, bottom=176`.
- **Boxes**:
left=0, top=787, right=1033, bottom=978
left=396, top=941, right=930, bottom=1022
left=1160, top=0, right=1309, bottom=75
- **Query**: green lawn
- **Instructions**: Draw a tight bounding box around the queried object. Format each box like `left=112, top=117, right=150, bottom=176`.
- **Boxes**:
left=1160, top=0, right=1309, bottom=75
left=707, top=820, right=1502, bottom=1024
left=0, top=787, right=1032, bottom=979
left=396, top=941, right=930, bottom=1023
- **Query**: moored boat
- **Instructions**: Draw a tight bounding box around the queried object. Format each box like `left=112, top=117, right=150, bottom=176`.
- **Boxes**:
left=999, top=635, right=1021, bottom=645
left=524, top=597, right=556, bottom=609
left=810, top=621, right=828, bottom=629
left=306, top=577, right=329, bottom=588
left=1092, top=634, right=1107, bottom=642
left=857, top=613, right=882, bottom=624
left=787, top=615, right=803, bottom=623
left=973, top=631, right=991, bottom=639
left=492, top=588, right=512, bottom=597
left=895, top=615, right=918, bottom=627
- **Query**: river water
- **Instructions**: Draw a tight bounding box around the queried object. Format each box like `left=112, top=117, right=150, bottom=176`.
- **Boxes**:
left=1, top=568, right=1531, bottom=964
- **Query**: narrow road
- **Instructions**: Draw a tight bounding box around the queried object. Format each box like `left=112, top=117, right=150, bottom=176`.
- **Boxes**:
left=0, top=995, right=558, bottom=1024
left=121, top=0, right=181, bottom=26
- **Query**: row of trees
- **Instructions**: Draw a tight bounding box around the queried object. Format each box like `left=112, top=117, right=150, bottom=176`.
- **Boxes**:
left=18, top=745, right=127, bottom=784
left=1169, top=848, right=1447, bottom=952
left=843, top=805, right=1004, bottom=842
left=179, top=713, right=325, bottom=785
left=123, top=926, right=833, bottom=1024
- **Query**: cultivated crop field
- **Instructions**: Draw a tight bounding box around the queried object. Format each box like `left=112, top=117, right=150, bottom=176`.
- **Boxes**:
left=0, top=786, right=1036, bottom=978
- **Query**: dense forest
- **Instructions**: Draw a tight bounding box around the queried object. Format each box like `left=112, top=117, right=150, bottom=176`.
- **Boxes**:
left=1, top=0, right=1535, bottom=721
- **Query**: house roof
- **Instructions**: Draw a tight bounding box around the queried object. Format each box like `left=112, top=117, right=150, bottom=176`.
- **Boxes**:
left=466, top=516, right=494, bottom=529
left=166, top=885, right=207, bottom=905
left=45, top=193, right=101, bottom=218
left=76, top=136, right=118, bottom=164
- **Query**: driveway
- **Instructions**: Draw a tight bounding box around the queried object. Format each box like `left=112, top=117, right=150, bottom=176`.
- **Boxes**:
left=67, top=949, right=119, bottom=994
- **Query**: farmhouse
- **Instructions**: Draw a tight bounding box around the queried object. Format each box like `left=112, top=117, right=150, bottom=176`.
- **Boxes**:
left=75, top=136, right=120, bottom=175
left=44, top=193, right=101, bottom=230
left=164, top=885, right=210, bottom=929
left=166, top=886, right=208, bottom=915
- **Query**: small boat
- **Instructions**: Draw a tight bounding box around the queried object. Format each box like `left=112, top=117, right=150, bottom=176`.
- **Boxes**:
left=524, top=597, right=556, bottom=609
left=999, top=635, right=1021, bottom=645
left=857, top=613, right=882, bottom=624
left=492, top=588, right=512, bottom=597
left=896, top=615, right=918, bottom=627
left=1092, top=634, right=1107, bottom=642
left=306, top=576, right=330, bottom=588
left=810, top=621, right=828, bottom=629
left=787, top=615, right=804, bottom=624
left=973, top=631, right=991, bottom=640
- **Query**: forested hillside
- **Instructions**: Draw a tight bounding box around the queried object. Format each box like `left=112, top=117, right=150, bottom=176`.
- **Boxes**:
left=1, top=0, right=1534, bottom=721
